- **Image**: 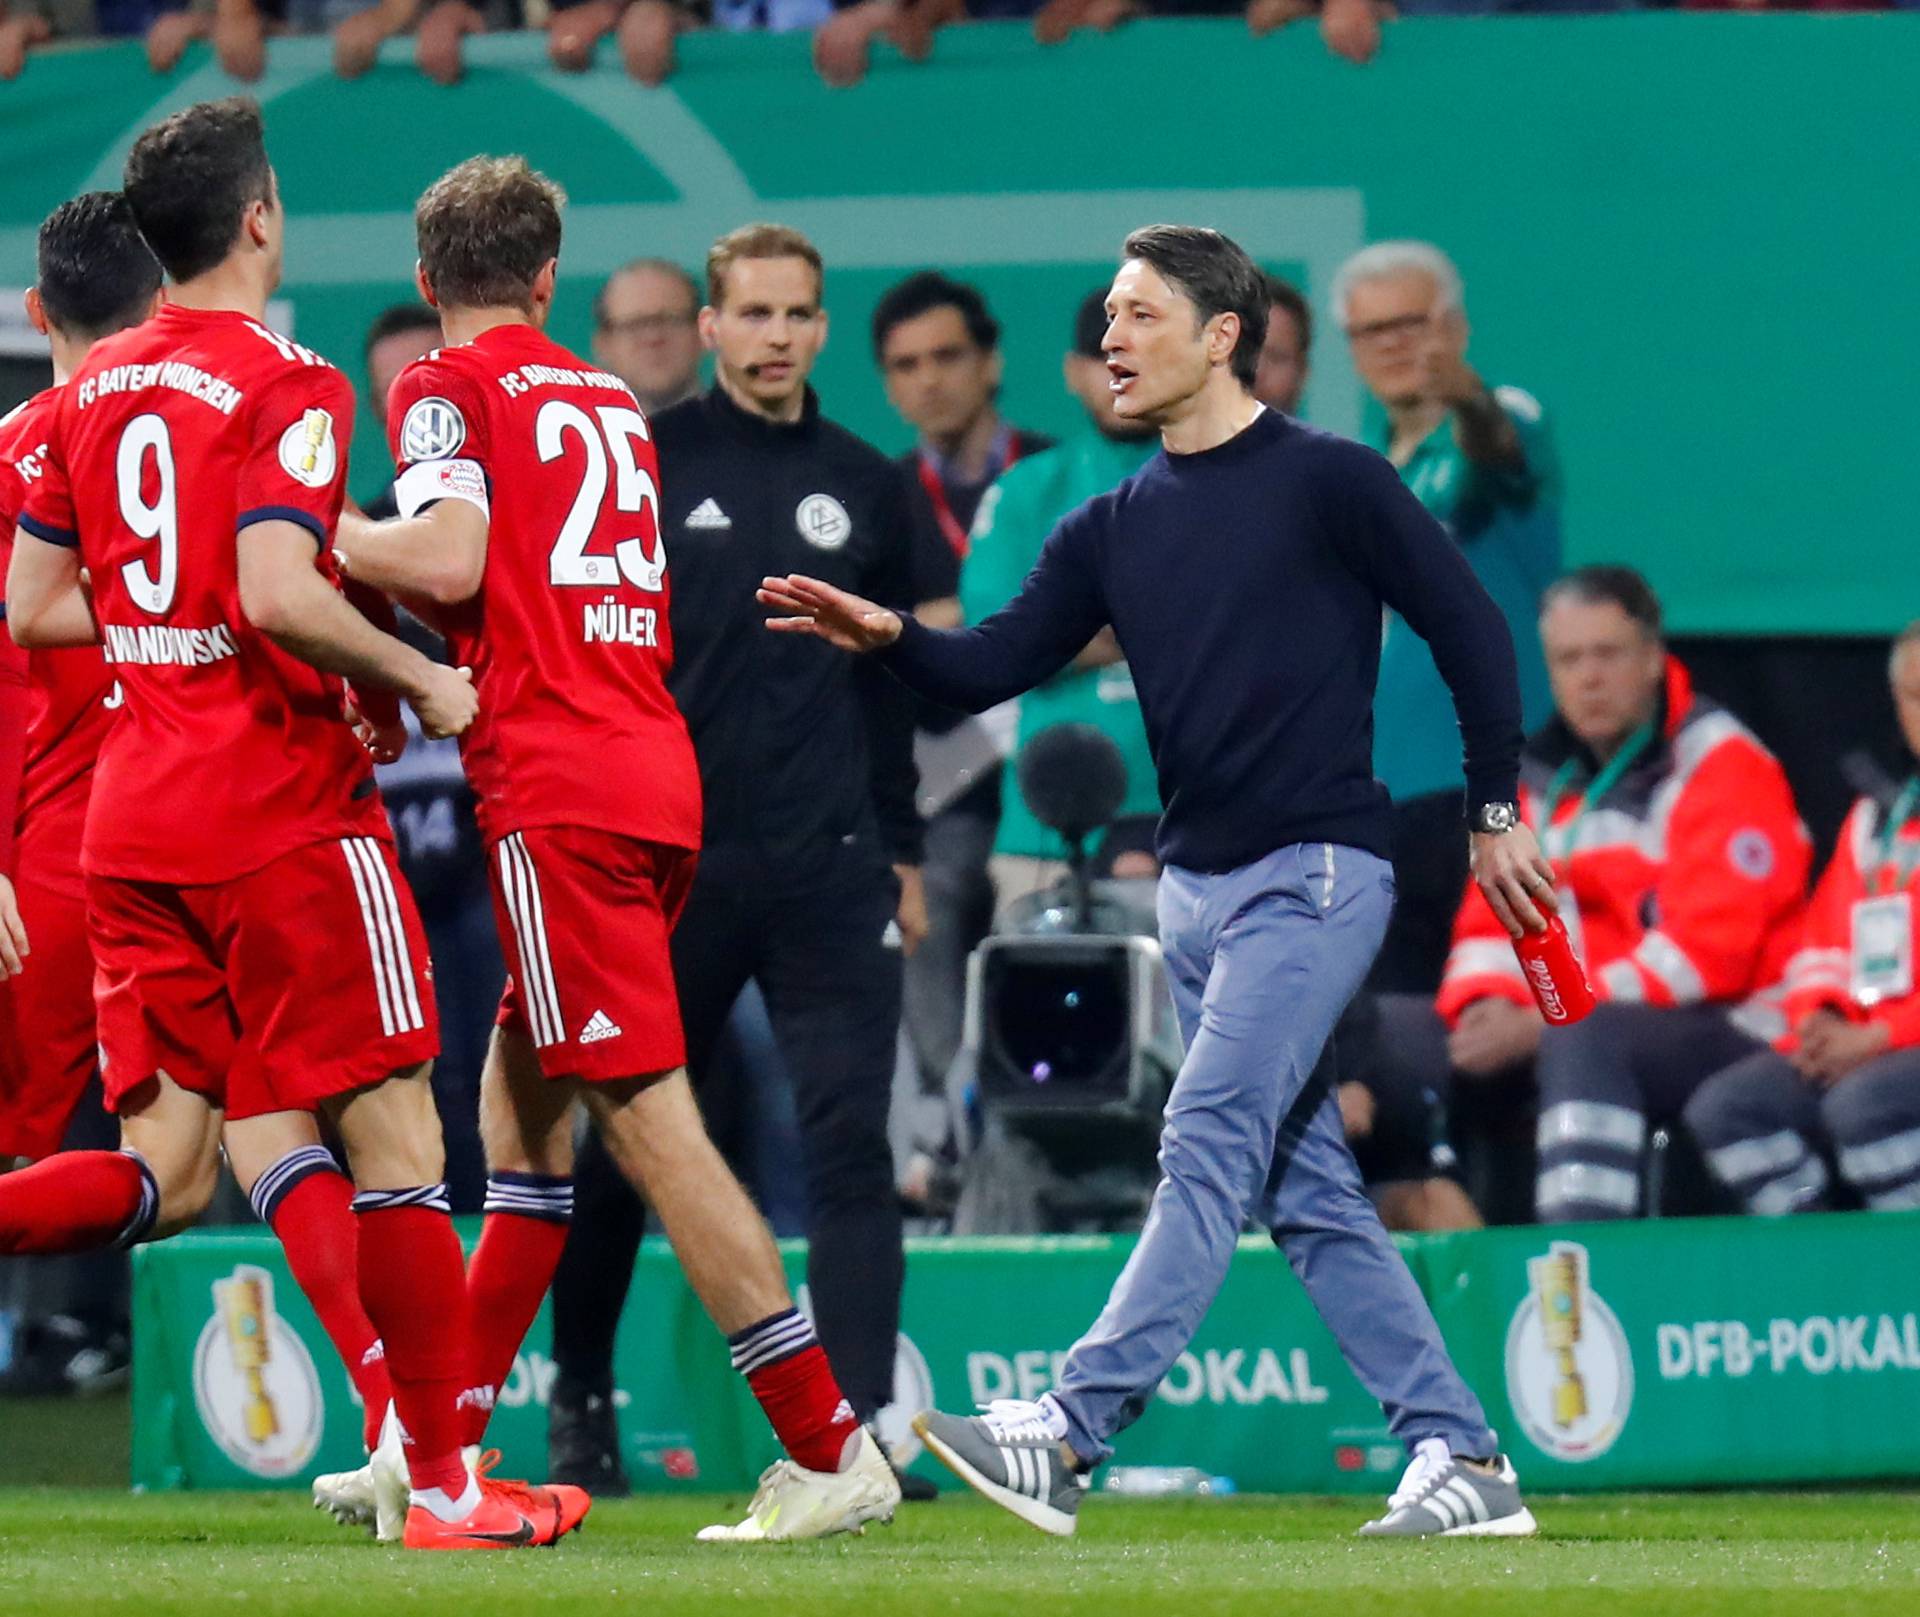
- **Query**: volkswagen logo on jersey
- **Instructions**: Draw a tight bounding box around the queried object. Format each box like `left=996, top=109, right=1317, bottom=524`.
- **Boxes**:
left=276, top=408, right=338, bottom=489
left=400, top=396, right=468, bottom=463
left=795, top=492, right=852, bottom=551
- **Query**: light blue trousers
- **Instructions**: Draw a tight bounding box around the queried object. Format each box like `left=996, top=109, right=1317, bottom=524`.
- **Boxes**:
left=1049, top=842, right=1497, bottom=1463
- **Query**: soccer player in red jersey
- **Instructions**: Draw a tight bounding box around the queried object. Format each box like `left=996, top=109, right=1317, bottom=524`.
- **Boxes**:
left=336, top=157, right=899, bottom=1541
left=0, top=102, right=575, bottom=1552
left=0, top=190, right=420, bottom=1526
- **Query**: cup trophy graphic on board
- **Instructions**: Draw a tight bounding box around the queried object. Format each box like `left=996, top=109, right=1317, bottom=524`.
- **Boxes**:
left=1505, top=1238, right=1633, bottom=1463
left=1528, top=1243, right=1588, bottom=1428
left=217, top=1266, right=282, bottom=1444
left=194, top=1263, right=323, bottom=1476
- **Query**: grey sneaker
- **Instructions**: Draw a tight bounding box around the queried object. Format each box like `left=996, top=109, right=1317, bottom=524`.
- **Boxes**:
left=913, top=1401, right=1087, bottom=1537
left=1358, top=1438, right=1538, bottom=1538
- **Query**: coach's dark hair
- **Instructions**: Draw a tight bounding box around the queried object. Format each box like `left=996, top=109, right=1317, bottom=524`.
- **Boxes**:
left=871, top=271, right=1000, bottom=361
left=122, top=97, right=273, bottom=285
left=36, top=193, right=161, bottom=339
left=1121, top=225, right=1268, bottom=389
left=1263, top=272, right=1312, bottom=357
left=1542, top=565, right=1664, bottom=640
left=416, top=156, right=566, bottom=314
left=363, top=302, right=441, bottom=359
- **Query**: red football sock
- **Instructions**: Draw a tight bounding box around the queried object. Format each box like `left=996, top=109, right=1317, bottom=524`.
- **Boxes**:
left=460, top=1178, right=573, bottom=1447
left=353, top=1193, right=469, bottom=1497
left=0, top=1150, right=153, bottom=1254
left=729, top=1310, right=861, bottom=1474
left=265, top=1167, right=393, bottom=1453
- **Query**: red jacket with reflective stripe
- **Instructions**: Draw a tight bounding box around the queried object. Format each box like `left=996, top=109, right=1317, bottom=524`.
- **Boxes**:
left=1437, top=658, right=1808, bottom=1027
left=1779, top=793, right=1920, bottom=1050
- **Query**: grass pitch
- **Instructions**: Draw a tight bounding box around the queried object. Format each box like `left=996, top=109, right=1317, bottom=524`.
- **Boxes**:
left=0, top=1489, right=1914, bottom=1615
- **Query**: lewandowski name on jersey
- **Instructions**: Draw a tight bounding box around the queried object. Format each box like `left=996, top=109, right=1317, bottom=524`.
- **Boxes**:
left=16, top=303, right=388, bottom=887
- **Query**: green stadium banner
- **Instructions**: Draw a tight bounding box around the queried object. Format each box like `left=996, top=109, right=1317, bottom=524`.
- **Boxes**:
left=1423, top=1215, right=1920, bottom=1490
left=131, top=1231, right=1400, bottom=1496
left=0, top=18, right=1913, bottom=634
left=132, top=1215, right=1920, bottom=1496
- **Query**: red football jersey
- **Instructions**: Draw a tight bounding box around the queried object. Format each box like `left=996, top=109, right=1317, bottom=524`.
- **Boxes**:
left=0, top=385, right=118, bottom=842
left=386, top=323, right=700, bottom=850
left=17, top=304, right=389, bottom=884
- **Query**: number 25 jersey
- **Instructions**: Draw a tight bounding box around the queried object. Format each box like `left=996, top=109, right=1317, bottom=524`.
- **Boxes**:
left=16, top=304, right=388, bottom=884
left=386, top=324, right=701, bottom=852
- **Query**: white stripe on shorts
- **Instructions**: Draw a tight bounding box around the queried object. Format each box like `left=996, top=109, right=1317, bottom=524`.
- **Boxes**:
left=357, top=837, right=424, bottom=1032
left=342, top=838, right=398, bottom=1037
left=341, top=839, right=425, bottom=1036
left=499, top=834, right=565, bottom=1048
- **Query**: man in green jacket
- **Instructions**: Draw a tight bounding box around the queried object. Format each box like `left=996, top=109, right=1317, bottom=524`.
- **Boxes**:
left=959, top=288, right=1160, bottom=904
left=1336, top=240, right=1562, bottom=993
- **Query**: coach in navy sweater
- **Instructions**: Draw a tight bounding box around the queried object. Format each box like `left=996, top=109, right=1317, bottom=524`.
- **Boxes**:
left=761, top=226, right=1553, bottom=1540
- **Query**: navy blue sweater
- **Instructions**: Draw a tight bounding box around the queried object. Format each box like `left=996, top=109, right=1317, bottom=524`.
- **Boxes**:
left=881, top=408, right=1523, bottom=873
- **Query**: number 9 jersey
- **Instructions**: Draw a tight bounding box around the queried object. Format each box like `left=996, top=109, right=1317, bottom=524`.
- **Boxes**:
left=15, top=304, right=389, bottom=885
left=385, top=324, right=701, bottom=854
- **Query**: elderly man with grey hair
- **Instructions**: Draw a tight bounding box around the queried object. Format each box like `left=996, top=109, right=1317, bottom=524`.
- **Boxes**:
left=1336, top=240, right=1563, bottom=997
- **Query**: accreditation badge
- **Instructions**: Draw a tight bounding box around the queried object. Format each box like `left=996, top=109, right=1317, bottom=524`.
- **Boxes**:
left=1850, top=893, right=1914, bottom=1005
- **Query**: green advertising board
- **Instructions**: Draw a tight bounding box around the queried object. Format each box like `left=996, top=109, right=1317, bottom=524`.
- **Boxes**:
left=134, top=1215, right=1920, bottom=1497
left=0, top=17, right=1914, bottom=634
left=1423, top=1215, right=1920, bottom=1491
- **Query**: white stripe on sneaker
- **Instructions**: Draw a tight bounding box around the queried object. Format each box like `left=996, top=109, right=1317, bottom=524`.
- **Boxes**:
left=342, top=839, right=398, bottom=1036
left=1426, top=1489, right=1459, bottom=1530
left=1446, top=1477, right=1488, bottom=1523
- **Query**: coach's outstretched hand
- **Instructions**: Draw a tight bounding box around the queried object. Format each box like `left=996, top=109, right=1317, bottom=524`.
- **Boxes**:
left=1471, top=823, right=1557, bottom=938
left=409, top=663, right=478, bottom=741
left=759, top=575, right=903, bottom=654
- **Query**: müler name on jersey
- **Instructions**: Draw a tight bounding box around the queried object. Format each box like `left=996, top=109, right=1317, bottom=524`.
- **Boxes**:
left=102, top=622, right=239, bottom=667
left=583, top=598, right=659, bottom=649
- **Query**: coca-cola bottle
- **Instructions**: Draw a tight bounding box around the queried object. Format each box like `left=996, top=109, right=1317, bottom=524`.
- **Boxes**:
left=1513, top=913, right=1597, bottom=1026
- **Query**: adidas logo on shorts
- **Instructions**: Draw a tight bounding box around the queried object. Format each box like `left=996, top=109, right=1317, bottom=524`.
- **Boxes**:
left=579, top=1009, right=624, bottom=1044
left=685, top=498, right=732, bottom=530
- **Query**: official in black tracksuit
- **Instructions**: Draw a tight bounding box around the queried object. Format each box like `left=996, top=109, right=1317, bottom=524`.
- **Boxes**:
left=548, top=228, right=922, bottom=1488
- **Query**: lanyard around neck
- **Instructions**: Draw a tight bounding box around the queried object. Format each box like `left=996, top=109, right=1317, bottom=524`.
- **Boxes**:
left=1541, top=721, right=1656, bottom=851
left=1873, top=777, right=1920, bottom=895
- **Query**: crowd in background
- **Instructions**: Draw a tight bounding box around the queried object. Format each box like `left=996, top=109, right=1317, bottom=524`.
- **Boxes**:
left=5, top=228, right=1919, bottom=1416
left=2, top=0, right=1914, bottom=86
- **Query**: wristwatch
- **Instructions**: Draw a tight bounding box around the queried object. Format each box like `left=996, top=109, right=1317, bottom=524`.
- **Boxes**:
left=1472, top=801, right=1519, bottom=834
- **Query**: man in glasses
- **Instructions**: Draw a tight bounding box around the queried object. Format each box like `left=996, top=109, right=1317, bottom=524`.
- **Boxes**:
left=1336, top=240, right=1562, bottom=999
left=591, top=258, right=705, bottom=416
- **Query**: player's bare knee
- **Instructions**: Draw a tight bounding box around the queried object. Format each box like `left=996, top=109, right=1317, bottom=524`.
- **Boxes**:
left=327, top=1064, right=447, bottom=1190
left=478, top=1035, right=578, bottom=1175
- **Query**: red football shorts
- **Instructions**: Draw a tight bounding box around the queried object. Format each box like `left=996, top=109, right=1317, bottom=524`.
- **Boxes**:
left=489, top=826, right=695, bottom=1081
left=0, top=800, right=98, bottom=1159
left=88, top=834, right=439, bottom=1122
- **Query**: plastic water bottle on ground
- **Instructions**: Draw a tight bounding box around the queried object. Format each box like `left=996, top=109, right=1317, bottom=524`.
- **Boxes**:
left=1101, top=1465, right=1237, bottom=1496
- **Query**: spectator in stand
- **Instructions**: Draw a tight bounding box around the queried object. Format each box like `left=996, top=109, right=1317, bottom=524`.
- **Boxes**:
left=1253, top=271, right=1311, bottom=416
left=1362, top=568, right=1807, bottom=1227
left=961, top=287, right=1160, bottom=906
left=591, top=259, right=705, bottom=416
left=1685, top=623, right=1920, bottom=1216
left=871, top=271, right=1053, bottom=1176
left=1337, top=240, right=1561, bottom=996
left=357, top=301, right=503, bottom=1211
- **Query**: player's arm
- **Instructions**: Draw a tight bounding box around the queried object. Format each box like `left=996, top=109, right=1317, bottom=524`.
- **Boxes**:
left=238, top=519, right=476, bottom=739
left=335, top=498, right=488, bottom=607
left=5, top=528, right=99, bottom=649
